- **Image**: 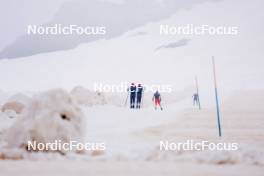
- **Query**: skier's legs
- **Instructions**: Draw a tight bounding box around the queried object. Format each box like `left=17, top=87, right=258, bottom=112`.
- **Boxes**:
left=136, top=95, right=139, bottom=108
left=130, top=95, right=133, bottom=108
left=132, top=95, right=136, bottom=108
left=137, top=95, right=142, bottom=109
left=130, top=95, right=135, bottom=108
left=155, top=99, right=162, bottom=110
left=193, top=98, right=198, bottom=106
left=154, top=99, right=158, bottom=110
left=157, top=99, right=163, bottom=110
left=154, top=99, right=162, bottom=110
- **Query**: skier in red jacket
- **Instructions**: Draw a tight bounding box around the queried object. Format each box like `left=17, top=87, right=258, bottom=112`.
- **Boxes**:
left=152, top=90, right=163, bottom=110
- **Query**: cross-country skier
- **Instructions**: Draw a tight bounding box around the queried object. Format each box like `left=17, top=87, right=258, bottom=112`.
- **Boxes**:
left=127, top=83, right=137, bottom=108
left=192, top=93, right=199, bottom=106
left=136, top=84, right=144, bottom=109
left=152, top=90, right=163, bottom=110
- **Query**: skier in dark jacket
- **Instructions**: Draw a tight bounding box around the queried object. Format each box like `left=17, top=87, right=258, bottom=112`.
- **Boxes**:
left=192, top=93, right=199, bottom=106
left=127, top=83, right=137, bottom=108
left=136, top=84, right=144, bottom=109
left=152, top=90, right=163, bottom=110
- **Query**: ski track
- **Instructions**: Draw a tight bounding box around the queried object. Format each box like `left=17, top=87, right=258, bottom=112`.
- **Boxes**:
left=84, top=100, right=189, bottom=158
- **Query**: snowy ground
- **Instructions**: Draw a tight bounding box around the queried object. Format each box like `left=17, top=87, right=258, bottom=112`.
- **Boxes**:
left=84, top=100, right=188, bottom=159
left=0, top=0, right=263, bottom=175
left=0, top=161, right=263, bottom=176
left=0, top=89, right=264, bottom=175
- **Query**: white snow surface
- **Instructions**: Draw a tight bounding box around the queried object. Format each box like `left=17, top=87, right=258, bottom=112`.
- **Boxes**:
left=0, top=0, right=263, bottom=104
left=0, top=0, right=263, bottom=166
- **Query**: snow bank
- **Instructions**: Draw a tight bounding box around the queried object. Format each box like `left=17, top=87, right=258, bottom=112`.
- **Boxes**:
left=1, top=89, right=85, bottom=155
left=71, top=86, right=107, bottom=106
left=0, top=93, right=32, bottom=118
left=1, top=101, right=25, bottom=114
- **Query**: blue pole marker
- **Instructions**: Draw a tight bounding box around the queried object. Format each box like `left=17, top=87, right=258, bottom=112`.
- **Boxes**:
left=212, top=57, right=222, bottom=137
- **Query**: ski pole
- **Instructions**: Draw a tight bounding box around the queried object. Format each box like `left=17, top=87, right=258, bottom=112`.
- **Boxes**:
left=124, top=91, right=129, bottom=107
left=195, top=76, right=201, bottom=110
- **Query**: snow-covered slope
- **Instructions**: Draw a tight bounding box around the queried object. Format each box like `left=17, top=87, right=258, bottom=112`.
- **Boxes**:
left=0, top=0, right=263, bottom=107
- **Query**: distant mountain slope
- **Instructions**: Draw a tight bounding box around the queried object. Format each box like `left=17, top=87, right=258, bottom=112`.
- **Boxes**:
left=0, top=0, right=214, bottom=59
left=0, top=0, right=263, bottom=109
